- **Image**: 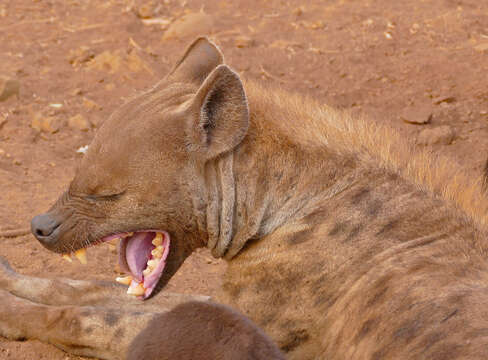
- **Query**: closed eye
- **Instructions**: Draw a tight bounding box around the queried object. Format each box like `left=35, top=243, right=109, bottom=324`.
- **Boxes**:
left=84, top=190, right=126, bottom=202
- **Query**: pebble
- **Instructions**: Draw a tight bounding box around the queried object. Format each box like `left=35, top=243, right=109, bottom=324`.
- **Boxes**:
left=68, top=114, right=90, bottom=131
left=474, top=43, right=488, bottom=52
left=433, top=96, right=455, bottom=105
left=417, top=126, right=455, bottom=145
left=162, top=12, right=214, bottom=40
left=0, top=76, right=19, bottom=102
left=83, top=98, right=101, bottom=111
left=400, top=105, right=432, bottom=125
left=31, top=115, right=60, bottom=134
left=136, top=3, right=155, bottom=19
left=235, top=35, right=255, bottom=48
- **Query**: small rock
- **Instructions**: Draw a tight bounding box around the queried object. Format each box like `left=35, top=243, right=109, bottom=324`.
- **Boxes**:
left=68, top=46, right=95, bottom=67
left=83, top=98, right=101, bottom=111
left=162, top=12, right=214, bottom=40
left=433, top=96, right=455, bottom=105
left=474, top=43, right=488, bottom=52
left=293, top=7, right=304, bottom=16
left=400, top=105, right=432, bottom=125
left=68, top=114, right=90, bottom=131
left=0, top=114, right=7, bottom=129
left=87, top=50, right=122, bottom=74
left=417, top=126, right=455, bottom=145
left=31, top=115, right=60, bottom=133
left=136, top=3, right=155, bottom=18
left=76, top=145, right=89, bottom=154
left=235, top=35, right=254, bottom=48
left=70, top=88, right=83, bottom=96
left=0, top=76, right=20, bottom=102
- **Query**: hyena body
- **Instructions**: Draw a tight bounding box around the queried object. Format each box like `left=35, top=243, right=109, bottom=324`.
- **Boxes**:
left=211, top=82, right=488, bottom=359
left=16, top=38, right=488, bottom=359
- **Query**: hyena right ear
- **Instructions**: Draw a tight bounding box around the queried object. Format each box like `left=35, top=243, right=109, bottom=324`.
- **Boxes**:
left=168, top=37, right=224, bottom=86
left=186, top=64, right=249, bottom=159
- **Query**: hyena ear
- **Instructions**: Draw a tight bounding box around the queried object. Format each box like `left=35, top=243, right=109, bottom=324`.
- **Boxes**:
left=168, top=37, right=224, bottom=85
left=187, top=64, right=249, bottom=159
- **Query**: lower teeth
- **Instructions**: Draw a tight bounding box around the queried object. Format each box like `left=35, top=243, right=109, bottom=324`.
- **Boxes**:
left=127, top=280, right=145, bottom=296
left=117, top=232, right=166, bottom=297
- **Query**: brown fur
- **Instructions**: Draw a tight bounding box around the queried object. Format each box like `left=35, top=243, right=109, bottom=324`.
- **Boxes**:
left=127, top=301, right=284, bottom=360
left=24, top=37, right=488, bottom=359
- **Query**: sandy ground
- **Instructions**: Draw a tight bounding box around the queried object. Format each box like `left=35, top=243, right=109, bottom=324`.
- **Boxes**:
left=0, top=0, right=487, bottom=358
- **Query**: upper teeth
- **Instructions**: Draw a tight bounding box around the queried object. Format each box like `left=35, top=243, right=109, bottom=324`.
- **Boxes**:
left=61, top=254, right=73, bottom=263
left=74, top=248, right=87, bottom=264
left=152, top=232, right=163, bottom=246
left=62, top=249, right=87, bottom=264
left=151, top=245, right=164, bottom=258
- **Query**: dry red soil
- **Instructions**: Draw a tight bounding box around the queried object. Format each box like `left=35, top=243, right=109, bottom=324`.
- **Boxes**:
left=0, top=0, right=487, bottom=358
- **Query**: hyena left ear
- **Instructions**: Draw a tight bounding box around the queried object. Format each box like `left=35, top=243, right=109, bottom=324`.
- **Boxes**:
left=187, top=64, right=249, bottom=159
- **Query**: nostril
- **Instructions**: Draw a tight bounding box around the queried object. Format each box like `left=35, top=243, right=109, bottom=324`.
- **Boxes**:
left=31, top=214, right=61, bottom=241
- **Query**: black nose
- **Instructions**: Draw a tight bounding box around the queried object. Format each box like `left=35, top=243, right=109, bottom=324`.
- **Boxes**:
left=31, top=213, right=61, bottom=244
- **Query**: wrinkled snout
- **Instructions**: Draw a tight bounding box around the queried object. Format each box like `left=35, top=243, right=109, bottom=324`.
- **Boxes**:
left=31, top=213, right=61, bottom=248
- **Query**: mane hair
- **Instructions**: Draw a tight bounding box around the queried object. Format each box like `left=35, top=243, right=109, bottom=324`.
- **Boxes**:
left=245, top=80, right=488, bottom=232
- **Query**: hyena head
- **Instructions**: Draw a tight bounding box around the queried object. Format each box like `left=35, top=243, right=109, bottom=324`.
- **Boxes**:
left=31, top=38, right=249, bottom=298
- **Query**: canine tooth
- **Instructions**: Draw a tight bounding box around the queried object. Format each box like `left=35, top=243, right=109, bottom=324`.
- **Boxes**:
left=116, top=276, right=132, bottom=285
left=61, top=254, right=73, bottom=263
left=74, top=248, right=87, bottom=264
left=152, top=233, right=163, bottom=246
left=147, top=259, right=159, bottom=269
left=127, top=282, right=145, bottom=296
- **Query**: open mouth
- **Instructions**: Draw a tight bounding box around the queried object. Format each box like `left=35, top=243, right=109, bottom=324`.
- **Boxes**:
left=61, top=230, right=170, bottom=300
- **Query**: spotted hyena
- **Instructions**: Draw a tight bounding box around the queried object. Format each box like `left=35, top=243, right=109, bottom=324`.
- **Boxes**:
left=3, top=37, right=488, bottom=359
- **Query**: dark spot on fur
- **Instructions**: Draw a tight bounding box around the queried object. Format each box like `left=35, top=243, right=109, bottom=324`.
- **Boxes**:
left=440, top=309, right=458, bottom=323
left=303, top=207, right=328, bottom=227
left=366, top=278, right=390, bottom=308
left=367, top=199, right=383, bottom=217
left=280, top=329, right=309, bottom=353
left=84, top=326, right=94, bottom=334
left=222, top=280, right=242, bottom=300
left=372, top=348, right=387, bottom=360
left=376, top=219, right=400, bottom=237
left=104, top=312, right=120, bottom=326
left=329, top=221, right=349, bottom=237
left=351, top=187, right=371, bottom=204
left=286, top=228, right=314, bottom=245
left=344, top=224, right=363, bottom=242
left=414, top=331, right=448, bottom=358
left=355, top=319, right=377, bottom=343
left=393, top=318, right=422, bottom=344
left=114, top=327, right=125, bottom=338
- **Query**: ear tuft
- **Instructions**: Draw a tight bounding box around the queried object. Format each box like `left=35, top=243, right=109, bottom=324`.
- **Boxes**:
left=188, top=64, right=249, bottom=159
left=168, top=37, right=224, bottom=86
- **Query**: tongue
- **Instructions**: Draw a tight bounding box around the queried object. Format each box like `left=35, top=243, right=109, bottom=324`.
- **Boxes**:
left=126, top=232, right=154, bottom=282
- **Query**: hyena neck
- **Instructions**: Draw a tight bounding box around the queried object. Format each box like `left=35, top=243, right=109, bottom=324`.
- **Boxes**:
left=204, top=83, right=362, bottom=260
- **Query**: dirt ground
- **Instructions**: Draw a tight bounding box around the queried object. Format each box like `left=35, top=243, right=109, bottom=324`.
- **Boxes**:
left=0, top=0, right=487, bottom=358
